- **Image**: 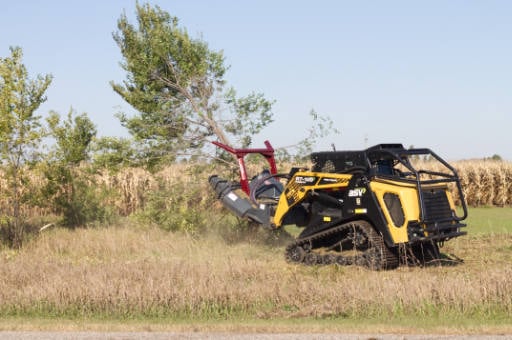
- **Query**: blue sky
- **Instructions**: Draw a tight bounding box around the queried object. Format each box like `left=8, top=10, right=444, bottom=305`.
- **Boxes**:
left=1, top=1, right=511, bottom=160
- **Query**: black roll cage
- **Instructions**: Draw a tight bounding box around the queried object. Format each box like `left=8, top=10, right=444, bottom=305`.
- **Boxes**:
left=364, top=145, right=468, bottom=223
left=310, top=144, right=468, bottom=224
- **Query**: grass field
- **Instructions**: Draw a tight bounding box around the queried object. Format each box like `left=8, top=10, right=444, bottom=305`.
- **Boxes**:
left=0, top=207, right=511, bottom=334
left=464, top=207, right=512, bottom=234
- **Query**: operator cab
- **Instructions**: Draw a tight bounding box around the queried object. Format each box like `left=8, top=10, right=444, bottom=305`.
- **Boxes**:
left=373, top=159, right=395, bottom=175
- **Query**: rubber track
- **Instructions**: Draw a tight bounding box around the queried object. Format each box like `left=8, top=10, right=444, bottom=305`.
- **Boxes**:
left=285, top=220, right=399, bottom=270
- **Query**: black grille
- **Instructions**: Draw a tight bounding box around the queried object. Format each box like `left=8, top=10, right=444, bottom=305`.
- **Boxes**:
left=422, top=189, right=453, bottom=221
left=405, top=188, right=467, bottom=242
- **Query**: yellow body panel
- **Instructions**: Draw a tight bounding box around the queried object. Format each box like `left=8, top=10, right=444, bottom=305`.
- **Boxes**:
left=272, top=170, right=456, bottom=245
left=370, top=179, right=452, bottom=244
left=272, top=171, right=352, bottom=227
left=369, top=180, right=420, bottom=243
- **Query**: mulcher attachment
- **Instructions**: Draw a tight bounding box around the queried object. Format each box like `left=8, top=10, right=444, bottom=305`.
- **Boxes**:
left=209, top=175, right=270, bottom=226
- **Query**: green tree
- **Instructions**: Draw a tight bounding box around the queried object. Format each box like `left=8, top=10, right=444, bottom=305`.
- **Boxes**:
left=91, top=136, right=138, bottom=171
left=0, top=46, right=52, bottom=247
left=111, top=3, right=274, bottom=166
left=42, top=109, right=114, bottom=228
left=46, top=109, right=97, bottom=164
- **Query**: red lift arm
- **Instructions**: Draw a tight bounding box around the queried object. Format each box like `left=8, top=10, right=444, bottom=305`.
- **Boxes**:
left=212, top=140, right=277, bottom=195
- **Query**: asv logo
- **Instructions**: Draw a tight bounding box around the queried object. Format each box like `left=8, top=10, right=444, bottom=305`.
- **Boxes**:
left=295, top=176, right=316, bottom=184
left=348, top=188, right=366, bottom=197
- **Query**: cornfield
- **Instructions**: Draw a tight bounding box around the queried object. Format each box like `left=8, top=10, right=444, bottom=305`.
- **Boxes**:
left=455, top=160, right=512, bottom=207
left=96, top=159, right=512, bottom=213
left=0, top=160, right=511, bottom=223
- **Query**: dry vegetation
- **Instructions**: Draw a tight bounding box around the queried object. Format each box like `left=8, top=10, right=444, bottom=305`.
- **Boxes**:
left=2, top=159, right=511, bottom=222
left=0, top=159, right=511, bottom=328
left=0, top=224, right=511, bottom=323
left=99, top=159, right=512, bottom=213
left=455, top=160, right=512, bottom=207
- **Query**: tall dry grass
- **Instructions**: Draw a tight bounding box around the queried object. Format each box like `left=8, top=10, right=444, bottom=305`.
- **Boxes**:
left=1, top=225, right=511, bottom=319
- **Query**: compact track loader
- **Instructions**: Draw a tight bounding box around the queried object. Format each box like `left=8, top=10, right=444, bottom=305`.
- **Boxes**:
left=209, top=141, right=467, bottom=270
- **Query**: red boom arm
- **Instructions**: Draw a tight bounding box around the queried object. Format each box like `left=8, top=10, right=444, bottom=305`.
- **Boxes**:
left=212, top=140, right=277, bottom=195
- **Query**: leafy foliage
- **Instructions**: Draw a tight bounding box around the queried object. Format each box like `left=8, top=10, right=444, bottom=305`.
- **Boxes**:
left=134, top=168, right=209, bottom=234
left=0, top=46, right=52, bottom=247
left=111, top=3, right=274, bottom=166
left=41, top=109, right=116, bottom=228
left=46, top=110, right=96, bottom=163
left=487, top=154, right=502, bottom=161
left=91, top=136, right=139, bottom=171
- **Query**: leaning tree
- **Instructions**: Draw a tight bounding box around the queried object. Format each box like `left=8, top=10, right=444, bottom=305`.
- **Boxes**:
left=111, top=3, right=274, bottom=166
